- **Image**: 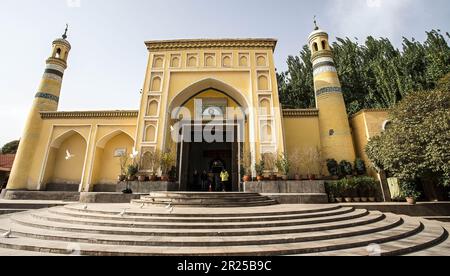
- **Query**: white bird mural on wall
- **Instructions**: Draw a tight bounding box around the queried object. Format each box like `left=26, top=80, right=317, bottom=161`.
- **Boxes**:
left=65, top=149, right=75, bottom=160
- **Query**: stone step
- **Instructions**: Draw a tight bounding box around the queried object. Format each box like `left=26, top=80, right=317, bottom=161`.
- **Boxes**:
left=139, top=196, right=275, bottom=203
left=132, top=199, right=278, bottom=208
left=301, top=217, right=447, bottom=256
left=48, top=206, right=357, bottom=223
left=0, top=247, right=64, bottom=256
left=0, top=209, right=26, bottom=215
left=423, top=216, right=450, bottom=223
left=0, top=215, right=403, bottom=247
left=147, top=192, right=263, bottom=198
left=407, top=228, right=450, bottom=256
left=63, top=204, right=343, bottom=218
left=136, top=192, right=279, bottom=207
left=0, top=218, right=423, bottom=256
left=7, top=212, right=386, bottom=237
left=26, top=209, right=370, bottom=230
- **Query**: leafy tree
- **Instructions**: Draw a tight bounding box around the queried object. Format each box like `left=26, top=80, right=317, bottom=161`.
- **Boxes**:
left=366, top=74, right=450, bottom=186
left=1, top=140, right=19, bottom=154
left=277, top=45, right=315, bottom=109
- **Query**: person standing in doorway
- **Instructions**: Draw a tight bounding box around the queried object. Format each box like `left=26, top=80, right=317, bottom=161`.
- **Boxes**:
left=201, top=170, right=208, bottom=191
left=220, top=169, right=230, bottom=192
left=193, top=170, right=199, bottom=191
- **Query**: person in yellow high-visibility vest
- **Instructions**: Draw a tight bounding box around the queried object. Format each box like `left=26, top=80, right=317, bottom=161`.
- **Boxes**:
left=220, top=169, right=230, bottom=192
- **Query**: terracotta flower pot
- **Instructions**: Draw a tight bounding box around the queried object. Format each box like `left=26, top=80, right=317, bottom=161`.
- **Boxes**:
left=161, top=175, right=169, bottom=182
left=406, top=197, right=417, bottom=205
left=150, top=175, right=157, bottom=182
left=294, top=174, right=301, bottom=181
left=138, top=175, right=147, bottom=182
left=118, top=175, right=126, bottom=182
left=269, top=175, right=277, bottom=181
left=281, top=175, right=288, bottom=181
left=308, top=174, right=316, bottom=181
left=257, top=176, right=264, bottom=182
left=242, top=175, right=251, bottom=182
left=127, top=176, right=137, bottom=181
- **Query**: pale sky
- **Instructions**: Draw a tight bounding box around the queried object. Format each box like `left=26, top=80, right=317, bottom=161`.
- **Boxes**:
left=0, top=0, right=449, bottom=146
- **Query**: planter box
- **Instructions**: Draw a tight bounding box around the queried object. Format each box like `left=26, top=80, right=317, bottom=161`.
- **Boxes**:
left=243, top=180, right=326, bottom=194
left=115, top=181, right=180, bottom=193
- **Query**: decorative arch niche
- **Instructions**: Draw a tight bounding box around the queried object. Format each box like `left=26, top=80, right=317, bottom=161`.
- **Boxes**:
left=258, top=75, right=269, bottom=91
left=259, top=97, right=272, bottom=116
left=42, top=130, right=87, bottom=191
left=222, top=55, right=232, bottom=67
left=145, top=124, right=157, bottom=142
left=171, top=56, right=180, bottom=68
left=239, top=55, right=248, bottom=67
left=151, top=76, right=162, bottom=92
left=256, top=55, right=267, bottom=67
left=146, top=98, right=160, bottom=117
left=153, top=56, right=164, bottom=68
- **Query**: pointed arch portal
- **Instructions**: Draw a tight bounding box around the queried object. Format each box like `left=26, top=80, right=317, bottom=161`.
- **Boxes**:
left=168, top=78, right=249, bottom=192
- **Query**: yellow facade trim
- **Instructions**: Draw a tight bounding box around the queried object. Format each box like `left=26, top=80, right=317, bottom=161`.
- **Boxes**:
left=282, top=109, right=319, bottom=117
left=145, top=39, right=278, bottom=52
left=40, top=110, right=139, bottom=119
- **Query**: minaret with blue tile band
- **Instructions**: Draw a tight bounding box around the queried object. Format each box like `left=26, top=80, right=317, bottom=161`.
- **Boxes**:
left=308, top=19, right=356, bottom=164
left=7, top=27, right=71, bottom=190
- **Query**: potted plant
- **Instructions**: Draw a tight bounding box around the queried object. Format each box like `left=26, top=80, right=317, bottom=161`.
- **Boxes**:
left=327, top=159, right=339, bottom=180
left=147, top=149, right=161, bottom=182
left=138, top=174, right=147, bottom=182
left=241, top=149, right=252, bottom=182
left=289, top=149, right=302, bottom=181
left=255, top=160, right=265, bottom=182
left=326, top=181, right=343, bottom=203
left=160, top=149, right=176, bottom=182
left=354, top=158, right=367, bottom=176
left=126, top=163, right=139, bottom=181
left=339, top=178, right=354, bottom=203
left=357, top=177, right=369, bottom=202
left=118, top=152, right=129, bottom=182
left=263, top=153, right=277, bottom=181
left=276, top=153, right=291, bottom=181
left=339, top=160, right=353, bottom=178
left=400, top=179, right=421, bottom=205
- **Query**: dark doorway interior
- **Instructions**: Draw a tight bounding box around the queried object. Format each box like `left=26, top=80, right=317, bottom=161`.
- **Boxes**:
left=179, top=126, right=240, bottom=192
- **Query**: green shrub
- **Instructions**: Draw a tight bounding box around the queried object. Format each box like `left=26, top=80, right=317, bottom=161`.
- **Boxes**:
left=339, top=161, right=353, bottom=177
left=327, top=159, right=339, bottom=176
left=400, top=179, right=421, bottom=200
left=126, top=164, right=139, bottom=178
left=354, top=158, right=367, bottom=175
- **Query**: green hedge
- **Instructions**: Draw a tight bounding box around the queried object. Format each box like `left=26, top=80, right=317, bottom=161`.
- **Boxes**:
left=325, top=177, right=378, bottom=199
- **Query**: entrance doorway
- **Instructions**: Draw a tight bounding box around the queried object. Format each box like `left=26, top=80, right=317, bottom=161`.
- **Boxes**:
left=178, top=124, right=241, bottom=192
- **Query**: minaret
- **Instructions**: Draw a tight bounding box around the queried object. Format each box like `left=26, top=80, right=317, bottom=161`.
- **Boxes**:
left=7, top=26, right=71, bottom=190
left=308, top=18, right=355, bottom=164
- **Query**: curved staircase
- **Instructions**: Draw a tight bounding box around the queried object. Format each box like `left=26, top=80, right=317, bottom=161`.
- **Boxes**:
left=132, top=192, right=278, bottom=208
left=0, top=203, right=449, bottom=256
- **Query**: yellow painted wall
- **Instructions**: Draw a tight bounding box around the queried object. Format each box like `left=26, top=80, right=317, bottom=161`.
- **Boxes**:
left=350, top=110, right=389, bottom=177
left=283, top=116, right=322, bottom=175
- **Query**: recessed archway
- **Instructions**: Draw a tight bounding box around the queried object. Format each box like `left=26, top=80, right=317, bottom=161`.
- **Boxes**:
left=42, top=130, right=87, bottom=191
left=90, top=130, right=135, bottom=190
